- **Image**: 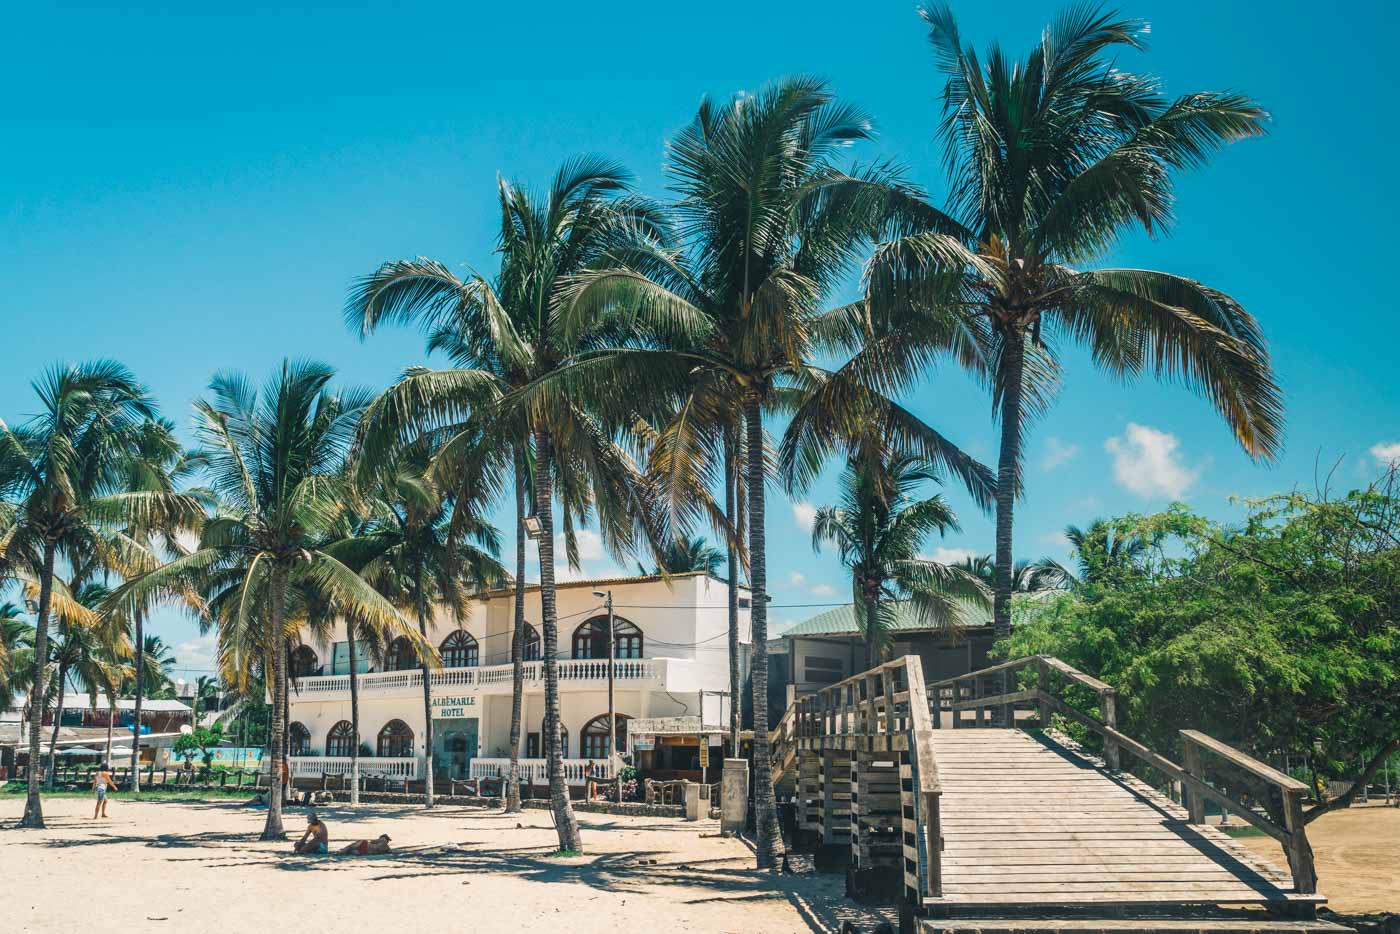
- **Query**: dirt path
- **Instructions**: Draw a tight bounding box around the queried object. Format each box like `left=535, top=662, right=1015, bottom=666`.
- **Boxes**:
left=1237, top=801, right=1400, bottom=915
left=1, top=797, right=882, bottom=933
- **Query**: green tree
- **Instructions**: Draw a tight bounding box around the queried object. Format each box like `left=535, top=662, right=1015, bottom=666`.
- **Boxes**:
left=351, top=159, right=668, bottom=849
left=1004, top=471, right=1400, bottom=840
left=107, top=361, right=423, bottom=839
left=0, top=361, right=201, bottom=828
left=0, top=603, right=34, bottom=714
left=638, top=536, right=725, bottom=576
left=810, top=445, right=988, bottom=666
left=870, top=5, right=1282, bottom=715
left=40, top=582, right=125, bottom=788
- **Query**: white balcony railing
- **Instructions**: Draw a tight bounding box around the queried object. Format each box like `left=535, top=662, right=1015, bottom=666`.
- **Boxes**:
left=289, top=756, right=419, bottom=779
left=291, top=657, right=678, bottom=698
left=468, top=757, right=612, bottom=786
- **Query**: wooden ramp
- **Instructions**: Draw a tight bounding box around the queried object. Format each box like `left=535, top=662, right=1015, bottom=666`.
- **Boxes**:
left=930, top=729, right=1318, bottom=911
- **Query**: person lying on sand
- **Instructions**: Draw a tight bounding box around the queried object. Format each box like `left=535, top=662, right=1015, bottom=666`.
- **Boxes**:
left=338, top=834, right=391, bottom=856
left=292, top=812, right=329, bottom=854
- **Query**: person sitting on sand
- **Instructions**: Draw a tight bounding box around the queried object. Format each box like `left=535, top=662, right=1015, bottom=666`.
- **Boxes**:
left=292, top=812, right=329, bottom=854
left=338, top=834, right=391, bottom=856
left=92, top=763, right=116, bottom=819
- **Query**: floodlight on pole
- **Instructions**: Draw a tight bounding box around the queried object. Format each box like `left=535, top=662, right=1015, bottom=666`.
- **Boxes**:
left=523, top=515, right=543, bottom=540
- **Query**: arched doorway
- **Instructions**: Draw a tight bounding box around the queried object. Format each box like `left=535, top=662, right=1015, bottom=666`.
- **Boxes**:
left=571, top=617, right=643, bottom=659
left=439, top=630, right=478, bottom=668
left=384, top=636, right=417, bottom=671
left=580, top=713, right=630, bottom=760
left=326, top=720, right=356, bottom=757
left=377, top=719, right=414, bottom=757
left=289, top=721, right=312, bottom=756
left=289, top=646, right=320, bottom=678
left=522, top=623, right=541, bottom=661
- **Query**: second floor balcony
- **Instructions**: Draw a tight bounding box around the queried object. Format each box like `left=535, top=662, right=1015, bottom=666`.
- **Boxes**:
left=289, top=656, right=692, bottom=701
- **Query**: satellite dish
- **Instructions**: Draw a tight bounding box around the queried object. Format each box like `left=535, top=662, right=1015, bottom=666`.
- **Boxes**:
left=180, top=724, right=193, bottom=734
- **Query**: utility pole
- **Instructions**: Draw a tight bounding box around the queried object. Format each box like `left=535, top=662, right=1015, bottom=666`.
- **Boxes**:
left=593, top=588, right=617, bottom=801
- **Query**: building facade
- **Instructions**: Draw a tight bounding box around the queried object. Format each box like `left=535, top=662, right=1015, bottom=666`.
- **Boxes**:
left=285, top=571, right=749, bottom=786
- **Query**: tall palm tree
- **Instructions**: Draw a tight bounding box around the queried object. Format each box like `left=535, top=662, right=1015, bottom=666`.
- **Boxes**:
left=41, top=582, right=125, bottom=787
left=559, top=78, right=994, bottom=869
left=0, top=361, right=201, bottom=829
left=136, top=634, right=178, bottom=697
left=868, top=5, right=1282, bottom=713
left=190, top=674, right=220, bottom=728
left=353, top=443, right=505, bottom=807
left=350, top=159, right=671, bottom=849
left=810, top=446, right=988, bottom=666
left=107, top=360, right=424, bottom=839
left=638, top=535, right=725, bottom=576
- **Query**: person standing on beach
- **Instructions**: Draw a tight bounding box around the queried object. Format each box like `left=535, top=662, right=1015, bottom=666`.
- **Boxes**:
left=92, top=764, right=116, bottom=819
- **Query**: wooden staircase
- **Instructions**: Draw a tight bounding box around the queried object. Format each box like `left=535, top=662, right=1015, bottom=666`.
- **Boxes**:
left=770, top=655, right=1352, bottom=934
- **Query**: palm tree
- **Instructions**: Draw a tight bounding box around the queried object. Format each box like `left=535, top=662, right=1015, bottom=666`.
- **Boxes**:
left=559, top=78, right=993, bottom=869
left=349, top=159, right=669, bottom=849
left=190, top=674, right=220, bottom=728
left=867, top=5, right=1282, bottom=714
left=638, top=536, right=725, bottom=576
left=810, top=446, right=988, bottom=667
left=41, top=582, right=125, bottom=787
left=353, top=443, right=505, bottom=807
left=107, top=360, right=424, bottom=839
left=1052, top=519, right=1156, bottom=586
left=950, top=554, right=1069, bottom=594
left=0, top=603, right=34, bottom=714
left=0, top=361, right=201, bottom=829
left=136, top=634, right=178, bottom=697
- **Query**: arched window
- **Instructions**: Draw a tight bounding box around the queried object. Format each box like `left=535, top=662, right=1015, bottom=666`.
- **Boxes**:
left=290, top=646, right=320, bottom=678
left=580, top=714, right=630, bottom=759
left=440, top=630, right=478, bottom=668
left=289, top=721, right=312, bottom=756
left=385, top=636, right=417, bottom=671
left=571, top=616, right=643, bottom=660
left=377, top=719, right=414, bottom=757
left=522, top=623, right=541, bottom=661
left=326, top=720, right=356, bottom=757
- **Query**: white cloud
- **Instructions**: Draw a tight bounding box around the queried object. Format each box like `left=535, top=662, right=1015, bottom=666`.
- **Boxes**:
left=555, top=529, right=605, bottom=563
left=1041, top=436, right=1080, bottom=472
left=787, top=571, right=807, bottom=588
left=792, top=502, right=817, bottom=531
left=174, top=634, right=217, bottom=674
left=1039, top=531, right=1071, bottom=549
left=1104, top=423, right=1199, bottom=499
left=1370, top=441, right=1400, bottom=468
left=923, top=546, right=979, bottom=566
left=810, top=583, right=837, bottom=597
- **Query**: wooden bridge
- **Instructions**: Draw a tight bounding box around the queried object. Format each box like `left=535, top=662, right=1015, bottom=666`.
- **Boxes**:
left=769, top=655, right=1349, bottom=933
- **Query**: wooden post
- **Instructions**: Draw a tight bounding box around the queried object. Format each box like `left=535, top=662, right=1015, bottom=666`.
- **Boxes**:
left=1281, top=790, right=1317, bottom=895
left=1100, top=689, right=1120, bottom=771
left=1182, top=739, right=1207, bottom=824
left=1037, top=661, right=1052, bottom=728
left=973, top=677, right=985, bottom=727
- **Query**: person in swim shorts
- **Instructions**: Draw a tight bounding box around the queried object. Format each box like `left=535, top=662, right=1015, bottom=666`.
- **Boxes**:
left=338, top=833, right=391, bottom=856
left=293, top=811, right=329, bottom=854
left=92, top=763, right=116, bottom=819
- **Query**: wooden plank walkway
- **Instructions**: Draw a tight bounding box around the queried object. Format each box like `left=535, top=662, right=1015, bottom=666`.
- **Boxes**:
left=928, top=730, right=1322, bottom=911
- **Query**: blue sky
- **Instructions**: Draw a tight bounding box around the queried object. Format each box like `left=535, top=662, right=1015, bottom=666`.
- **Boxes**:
left=3, top=1, right=1396, bottom=677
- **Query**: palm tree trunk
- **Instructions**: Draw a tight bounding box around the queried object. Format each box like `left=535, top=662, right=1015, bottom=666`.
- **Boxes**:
left=724, top=424, right=742, bottom=756
left=744, top=392, right=783, bottom=869
left=130, top=609, right=144, bottom=792
left=46, top=661, right=68, bottom=789
left=347, top=623, right=361, bottom=806
left=104, top=695, right=114, bottom=766
left=506, top=445, right=528, bottom=813
left=992, top=328, right=1027, bottom=727
left=19, top=540, right=57, bottom=828
left=261, top=568, right=289, bottom=840
left=417, top=598, right=435, bottom=808
left=865, top=589, right=880, bottom=670
left=534, top=426, right=581, bottom=852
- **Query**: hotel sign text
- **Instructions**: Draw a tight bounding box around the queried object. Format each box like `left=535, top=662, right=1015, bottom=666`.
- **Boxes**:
left=430, top=695, right=477, bottom=719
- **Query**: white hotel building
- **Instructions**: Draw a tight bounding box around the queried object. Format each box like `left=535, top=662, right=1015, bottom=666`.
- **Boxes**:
left=285, top=572, right=750, bottom=788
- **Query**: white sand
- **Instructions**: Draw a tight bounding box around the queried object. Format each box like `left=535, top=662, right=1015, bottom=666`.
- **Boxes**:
left=1, top=796, right=883, bottom=933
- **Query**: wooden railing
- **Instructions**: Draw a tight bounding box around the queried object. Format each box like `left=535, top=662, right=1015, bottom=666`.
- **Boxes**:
left=930, top=654, right=1316, bottom=895
left=783, top=654, right=943, bottom=902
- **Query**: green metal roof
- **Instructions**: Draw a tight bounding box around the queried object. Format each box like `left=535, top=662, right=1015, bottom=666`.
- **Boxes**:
left=781, top=592, right=1053, bottom=638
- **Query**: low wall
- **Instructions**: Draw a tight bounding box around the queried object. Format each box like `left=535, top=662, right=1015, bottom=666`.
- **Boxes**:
left=349, top=790, right=683, bottom=818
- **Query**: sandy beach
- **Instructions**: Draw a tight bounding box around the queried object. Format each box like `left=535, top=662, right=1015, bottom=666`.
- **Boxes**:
left=0, top=796, right=881, bottom=934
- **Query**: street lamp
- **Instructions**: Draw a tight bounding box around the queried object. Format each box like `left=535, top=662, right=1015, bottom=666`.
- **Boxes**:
left=591, top=588, right=617, bottom=800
